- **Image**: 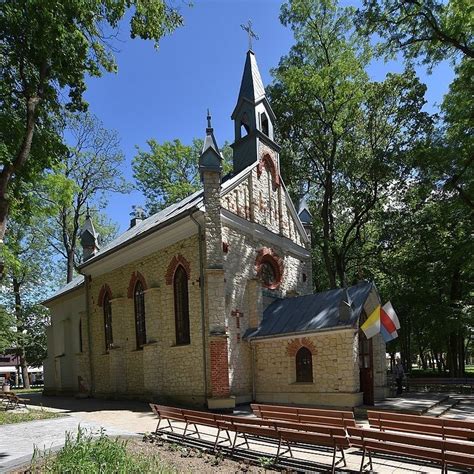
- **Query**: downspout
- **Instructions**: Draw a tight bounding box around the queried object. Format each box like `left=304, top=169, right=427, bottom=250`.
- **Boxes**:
left=190, top=213, right=208, bottom=404
left=250, top=339, right=256, bottom=401
left=84, top=274, right=95, bottom=396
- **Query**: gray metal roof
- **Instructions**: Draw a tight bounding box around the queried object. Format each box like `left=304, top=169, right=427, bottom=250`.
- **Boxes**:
left=244, top=281, right=376, bottom=340
left=42, top=275, right=84, bottom=305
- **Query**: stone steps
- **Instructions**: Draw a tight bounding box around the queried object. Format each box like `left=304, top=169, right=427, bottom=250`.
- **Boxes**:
left=423, top=397, right=460, bottom=417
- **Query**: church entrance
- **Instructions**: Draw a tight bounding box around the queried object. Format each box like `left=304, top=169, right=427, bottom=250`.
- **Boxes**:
left=359, top=325, right=374, bottom=405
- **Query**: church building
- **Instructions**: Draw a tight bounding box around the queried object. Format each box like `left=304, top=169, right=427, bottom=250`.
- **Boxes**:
left=43, top=49, right=388, bottom=409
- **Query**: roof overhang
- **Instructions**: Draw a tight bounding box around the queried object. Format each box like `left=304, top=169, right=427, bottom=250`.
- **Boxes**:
left=80, top=210, right=203, bottom=277
left=246, top=325, right=356, bottom=343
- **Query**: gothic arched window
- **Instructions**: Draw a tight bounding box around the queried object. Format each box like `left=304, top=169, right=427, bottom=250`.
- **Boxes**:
left=134, top=280, right=146, bottom=349
left=103, top=292, right=113, bottom=352
left=261, top=112, right=269, bottom=136
left=174, top=265, right=190, bottom=345
left=296, top=347, right=313, bottom=382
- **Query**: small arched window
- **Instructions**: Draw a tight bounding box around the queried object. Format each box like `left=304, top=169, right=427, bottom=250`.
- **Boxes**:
left=296, top=347, right=313, bottom=382
left=103, top=292, right=113, bottom=352
left=174, top=265, right=190, bottom=345
left=134, top=281, right=146, bottom=349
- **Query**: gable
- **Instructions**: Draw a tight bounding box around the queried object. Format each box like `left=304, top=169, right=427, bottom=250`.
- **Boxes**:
left=221, top=157, right=308, bottom=248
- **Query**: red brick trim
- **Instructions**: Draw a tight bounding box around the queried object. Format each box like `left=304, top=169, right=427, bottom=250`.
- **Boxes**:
left=127, top=271, right=148, bottom=298
left=165, top=254, right=191, bottom=285
left=286, top=337, right=317, bottom=356
left=257, top=153, right=280, bottom=187
left=210, top=338, right=231, bottom=397
left=97, top=284, right=112, bottom=307
left=255, top=247, right=284, bottom=290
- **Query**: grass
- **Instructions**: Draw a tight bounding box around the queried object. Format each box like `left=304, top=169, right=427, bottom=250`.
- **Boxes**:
left=0, top=408, right=60, bottom=425
left=12, top=387, right=43, bottom=393
left=410, top=366, right=474, bottom=378
left=31, top=427, right=175, bottom=473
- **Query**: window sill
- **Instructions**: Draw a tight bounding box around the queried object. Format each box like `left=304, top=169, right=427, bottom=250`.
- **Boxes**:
left=291, top=382, right=314, bottom=385
left=171, top=342, right=191, bottom=348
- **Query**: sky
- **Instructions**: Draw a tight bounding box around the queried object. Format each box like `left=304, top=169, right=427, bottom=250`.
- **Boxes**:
left=82, top=0, right=455, bottom=233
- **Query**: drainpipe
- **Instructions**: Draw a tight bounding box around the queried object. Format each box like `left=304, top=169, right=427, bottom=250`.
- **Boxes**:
left=190, top=212, right=209, bottom=404
left=84, top=274, right=95, bottom=396
left=250, top=340, right=256, bottom=401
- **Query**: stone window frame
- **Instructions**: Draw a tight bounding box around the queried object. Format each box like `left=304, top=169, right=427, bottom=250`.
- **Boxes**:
left=295, top=346, right=314, bottom=383
left=134, top=280, right=147, bottom=350
left=255, top=247, right=284, bottom=290
left=174, top=264, right=191, bottom=346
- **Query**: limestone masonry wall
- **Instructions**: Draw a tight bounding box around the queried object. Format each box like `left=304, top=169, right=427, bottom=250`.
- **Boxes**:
left=253, top=330, right=362, bottom=407
left=87, top=234, right=207, bottom=405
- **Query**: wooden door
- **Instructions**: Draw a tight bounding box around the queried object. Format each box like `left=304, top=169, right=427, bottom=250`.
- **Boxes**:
left=359, top=331, right=374, bottom=405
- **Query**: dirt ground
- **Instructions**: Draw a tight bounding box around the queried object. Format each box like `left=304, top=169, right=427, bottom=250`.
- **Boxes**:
left=130, top=434, right=282, bottom=473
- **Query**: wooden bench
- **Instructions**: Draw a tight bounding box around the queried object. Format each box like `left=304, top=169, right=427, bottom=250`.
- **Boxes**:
left=251, top=403, right=357, bottom=428
left=348, top=426, right=474, bottom=472
left=1, top=392, right=28, bottom=410
left=150, top=403, right=350, bottom=472
left=368, top=410, right=474, bottom=441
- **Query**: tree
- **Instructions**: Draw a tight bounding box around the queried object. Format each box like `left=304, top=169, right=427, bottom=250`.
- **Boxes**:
left=0, top=0, right=184, bottom=247
left=1, top=215, right=57, bottom=388
left=356, top=0, right=474, bottom=66
left=270, top=0, right=431, bottom=288
left=40, top=112, right=125, bottom=282
left=133, top=138, right=233, bottom=214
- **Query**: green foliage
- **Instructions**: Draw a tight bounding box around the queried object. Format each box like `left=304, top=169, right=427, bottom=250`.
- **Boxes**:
left=32, top=427, right=175, bottom=473
left=0, top=306, right=14, bottom=353
left=356, top=0, right=474, bottom=66
left=0, top=0, right=184, bottom=245
left=271, top=0, right=431, bottom=288
left=133, top=138, right=232, bottom=214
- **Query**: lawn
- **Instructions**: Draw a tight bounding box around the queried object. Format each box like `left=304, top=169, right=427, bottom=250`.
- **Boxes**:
left=0, top=408, right=61, bottom=425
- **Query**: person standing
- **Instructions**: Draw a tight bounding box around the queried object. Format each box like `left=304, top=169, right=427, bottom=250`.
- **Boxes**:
left=393, top=357, right=404, bottom=395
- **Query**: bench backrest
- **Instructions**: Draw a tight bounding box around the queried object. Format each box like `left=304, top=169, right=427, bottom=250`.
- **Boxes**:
left=368, top=410, right=474, bottom=440
left=252, top=403, right=356, bottom=427
left=348, top=426, right=474, bottom=468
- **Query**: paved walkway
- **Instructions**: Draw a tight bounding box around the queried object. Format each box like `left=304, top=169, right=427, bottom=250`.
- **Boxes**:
left=1, top=392, right=473, bottom=473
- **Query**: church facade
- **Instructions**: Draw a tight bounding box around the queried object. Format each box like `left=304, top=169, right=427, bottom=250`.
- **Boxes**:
left=43, top=50, right=388, bottom=408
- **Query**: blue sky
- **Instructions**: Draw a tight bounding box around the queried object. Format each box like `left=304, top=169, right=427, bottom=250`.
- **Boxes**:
left=82, top=0, right=454, bottom=232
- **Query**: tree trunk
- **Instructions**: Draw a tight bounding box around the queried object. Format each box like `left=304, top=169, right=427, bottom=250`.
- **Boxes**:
left=66, top=250, right=75, bottom=283
left=12, top=277, right=30, bottom=389
left=0, top=95, right=41, bottom=243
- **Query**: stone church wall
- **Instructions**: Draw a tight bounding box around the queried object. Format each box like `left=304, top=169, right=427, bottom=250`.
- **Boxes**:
left=87, top=234, right=207, bottom=405
left=222, top=223, right=312, bottom=403
left=372, top=333, right=388, bottom=399
left=252, top=330, right=363, bottom=407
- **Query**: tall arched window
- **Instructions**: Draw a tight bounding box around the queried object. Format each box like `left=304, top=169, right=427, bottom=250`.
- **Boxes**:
left=174, top=265, right=190, bottom=345
left=296, top=347, right=313, bottom=382
left=134, top=280, right=146, bottom=349
left=103, top=292, right=113, bottom=352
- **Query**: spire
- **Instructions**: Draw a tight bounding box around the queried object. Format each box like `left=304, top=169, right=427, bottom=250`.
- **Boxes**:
left=199, top=110, right=222, bottom=179
left=297, top=183, right=312, bottom=236
left=232, top=51, right=266, bottom=117
left=80, top=210, right=100, bottom=262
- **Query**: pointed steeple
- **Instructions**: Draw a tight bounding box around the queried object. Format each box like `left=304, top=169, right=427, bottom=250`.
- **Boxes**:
left=297, top=183, right=312, bottom=236
left=235, top=51, right=266, bottom=106
left=231, top=50, right=279, bottom=174
left=80, top=208, right=100, bottom=262
left=199, top=110, right=222, bottom=179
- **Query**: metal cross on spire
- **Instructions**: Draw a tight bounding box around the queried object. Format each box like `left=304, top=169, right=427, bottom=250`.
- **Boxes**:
left=240, top=20, right=259, bottom=51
